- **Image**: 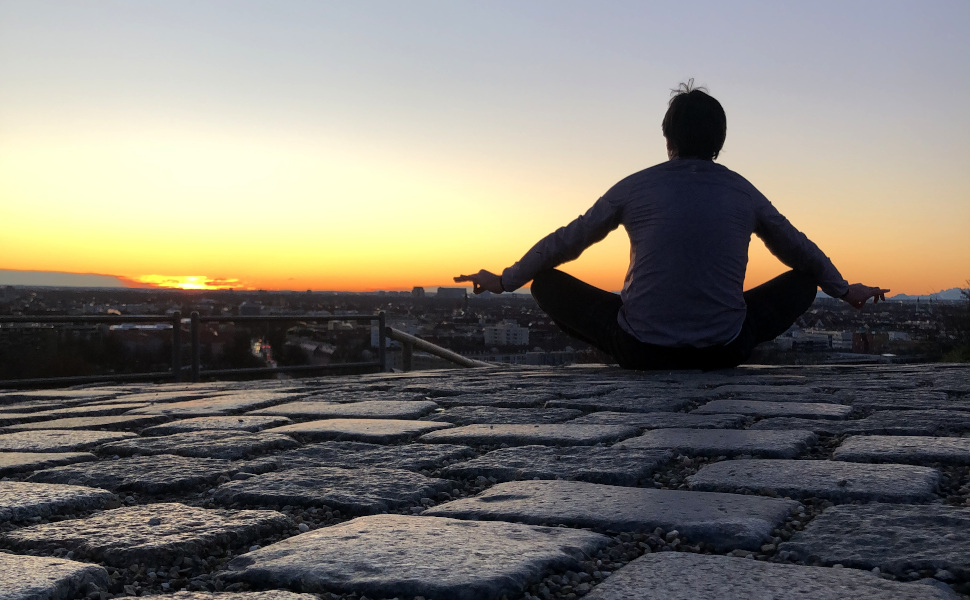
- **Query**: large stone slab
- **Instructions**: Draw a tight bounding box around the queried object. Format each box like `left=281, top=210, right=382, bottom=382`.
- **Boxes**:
left=546, top=393, right=692, bottom=413
left=616, top=428, right=816, bottom=458
left=687, top=459, right=940, bottom=503
left=271, top=441, right=474, bottom=471
left=0, top=553, right=110, bottom=600
left=250, top=399, right=439, bottom=420
left=226, top=514, right=609, bottom=599
left=27, top=455, right=239, bottom=494
left=780, top=503, right=970, bottom=578
left=834, top=435, right=970, bottom=465
left=97, top=430, right=299, bottom=459
left=214, top=466, right=451, bottom=513
left=0, top=430, right=136, bottom=452
left=425, top=480, right=798, bottom=551
left=443, top=445, right=670, bottom=486
left=424, top=406, right=583, bottom=425
left=692, top=399, right=851, bottom=419
left=419, top=424, right=638, bottom=446
left=4, top=502, right=291, bottom=567
left=266, top=419, right=452, bottom=444
left=166, top=593, right=318, bottom=600
left=848, top=391, right=955, bottom=411
left=125, top=391, right=299, bottom=416
left=142, top=415, right=294, bottom=435
left=29, top=402, right=152, bottom=418
left=570, top=411, right=747, bottom=429
left=582, top=552, right=955, bottom=600
left=0, top=451, right=97, bottom=476
left=0, top=481, right=115, bottom=522
left=0, top=414, right=170, bottom=432
left=861, top=410, right=970, bottom=435
left=0, top=412, right=74, bottom=427
left=432, top=390, right=561, bottom=408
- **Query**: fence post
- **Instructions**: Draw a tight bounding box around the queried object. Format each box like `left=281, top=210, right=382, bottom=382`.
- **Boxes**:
left=378, top=312, right=387, bottom=372
left=190, top=311, right=201, bottom=383
left=171, top=311, right=182, bottom=382
left=403, top=341, right=413, bottom=372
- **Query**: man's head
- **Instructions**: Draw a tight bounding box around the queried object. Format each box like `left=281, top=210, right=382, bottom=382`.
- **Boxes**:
left=661, top=80, right=726, bottom=160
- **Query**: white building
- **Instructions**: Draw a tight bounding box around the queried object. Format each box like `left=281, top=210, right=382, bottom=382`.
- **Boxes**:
left=484, top=321, right=529, bottom=346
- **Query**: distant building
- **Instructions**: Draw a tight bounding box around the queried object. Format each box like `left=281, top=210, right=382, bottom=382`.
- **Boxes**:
left=435, top=287, right=467, bottom=300
left=484, top=321, right=530, bottom=346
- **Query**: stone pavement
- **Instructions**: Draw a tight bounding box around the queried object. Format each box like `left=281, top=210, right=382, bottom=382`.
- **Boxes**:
left=0, top=363, right=968, bottom=600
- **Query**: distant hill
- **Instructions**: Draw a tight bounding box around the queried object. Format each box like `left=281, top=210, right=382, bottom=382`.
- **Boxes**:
left=816, top=287, right=968, bottom=301
left=0, top=269, right=128, bottom=288
left=889, top=288, right=968, bottom=301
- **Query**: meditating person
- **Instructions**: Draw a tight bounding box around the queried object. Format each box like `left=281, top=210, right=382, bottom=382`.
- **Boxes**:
left=455, top=81, right=888, bottom=370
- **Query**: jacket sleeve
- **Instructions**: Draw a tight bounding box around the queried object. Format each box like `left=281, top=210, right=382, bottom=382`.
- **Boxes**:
left=501, top=193, right=625, bottom=291
left=754, top=198, right=849, bottom=298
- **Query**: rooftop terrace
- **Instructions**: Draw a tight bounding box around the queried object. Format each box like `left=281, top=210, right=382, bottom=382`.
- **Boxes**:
left=1, top=363, right=969, bottom=600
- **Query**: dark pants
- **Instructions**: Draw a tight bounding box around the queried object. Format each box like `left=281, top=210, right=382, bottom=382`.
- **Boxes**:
left=530, top=269, right=817, bottom=370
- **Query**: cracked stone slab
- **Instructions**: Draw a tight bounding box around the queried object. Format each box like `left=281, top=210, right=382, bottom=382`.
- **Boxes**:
left=4, top=502, right=291, bottom=567
left=425, top=480, right=798, bottom=551
left=616, top=428, right=816, bottom=458
left=423, top=406, right=583, bottom=425
left=0, top=412, right=62, bottom=427
left=27, top=455, right=239, bottom=494
left=687, top=459, right=940, bottom=503
left=97, top=430, right=299, bottom=460
left=0, top=430, right=136, bottom=452
left=225, top=513, right=609, bottom=599
left=692, top=399, right=851, bottom=419
left=271, top=441, right=474, bottom=471
left=582, top=552, right=956, bottom=600
left=834, top=435, right=970, bottom=465
left=166, top=593, right=319, bottom=600
left=861, top=410, right=970, bottom=435
left=0, top=481, right=115, bottom=522
left=29, top=402, right=152, bottom=418
left=442, top=445, right=671, bottom=486
left=419, top=423, right=638, bottom=446
left=124, top=391, right=299, bottom=417
left=0, top=452, right=97, bottom=477
left=750, top=417, right=902, bottom=436
left=214, top=466, right=452, bottom=513
left=249, top=399, right=439, bottom=420
left=142, top=415, right=294, bottom=435
left=1, top=414, right=170, bottom=432
left=266, top=419, right=452, bottom=444
left=570, top=411, right=747, bottom=429
left=0, top=553, right=110, bottom=600
left=545, top=394, right=692, bottom=413
left=849, top=391, right=967, bottom=412
left=779, top=503, right=970, bottom=578
left=431, top=390, right=561, bottom=408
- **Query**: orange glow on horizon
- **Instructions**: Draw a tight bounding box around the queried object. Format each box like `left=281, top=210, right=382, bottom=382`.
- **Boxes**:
left=132, top=275, right=248, bottom=291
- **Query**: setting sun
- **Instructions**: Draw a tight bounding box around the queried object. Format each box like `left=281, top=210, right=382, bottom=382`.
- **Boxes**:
left=132, top=275, right=246, bottom=291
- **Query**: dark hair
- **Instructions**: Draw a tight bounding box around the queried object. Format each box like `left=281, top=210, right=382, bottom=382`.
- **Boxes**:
left=661, top=79, right=726, bottom=160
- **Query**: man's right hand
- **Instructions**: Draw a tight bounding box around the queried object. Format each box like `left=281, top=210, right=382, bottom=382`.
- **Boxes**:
left=454, top=270, right=505, bottom=295
left=841, top=284, right=890, bottom=309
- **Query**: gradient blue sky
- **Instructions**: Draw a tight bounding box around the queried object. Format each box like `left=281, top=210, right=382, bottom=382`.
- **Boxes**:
left=1, top=1, right=968, bottom=292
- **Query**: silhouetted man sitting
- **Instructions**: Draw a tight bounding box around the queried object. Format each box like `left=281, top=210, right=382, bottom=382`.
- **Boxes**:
left=456, top=81, right=887, bottom=370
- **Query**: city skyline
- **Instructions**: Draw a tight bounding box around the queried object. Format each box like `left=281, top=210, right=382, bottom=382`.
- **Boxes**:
left=2, top=1, right=968, bottom=295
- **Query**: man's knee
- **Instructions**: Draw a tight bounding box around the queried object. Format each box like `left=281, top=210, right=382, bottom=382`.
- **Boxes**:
left=529, top=269, right=560, bottom=304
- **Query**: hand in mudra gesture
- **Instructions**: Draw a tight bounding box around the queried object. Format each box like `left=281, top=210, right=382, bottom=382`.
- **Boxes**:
left=454, top=270, right=504, bottom=295
left=841, top=283, right=890, bottom=309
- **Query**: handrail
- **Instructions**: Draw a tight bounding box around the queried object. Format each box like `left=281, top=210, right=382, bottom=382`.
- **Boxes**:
left=385, top=327, right=493, bottom=370
left=0, top=312, right=387, bottom=387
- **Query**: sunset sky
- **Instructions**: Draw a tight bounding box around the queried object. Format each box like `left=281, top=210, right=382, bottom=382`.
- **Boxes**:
left=1, top=1, right=968, bottom=293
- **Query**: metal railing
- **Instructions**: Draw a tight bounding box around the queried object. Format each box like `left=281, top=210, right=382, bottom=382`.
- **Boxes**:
left=0, top=313, right=496, bottom=387
left=385, top=327, right=492, bottom=371
left=0, top=312, right=386, bottom=387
